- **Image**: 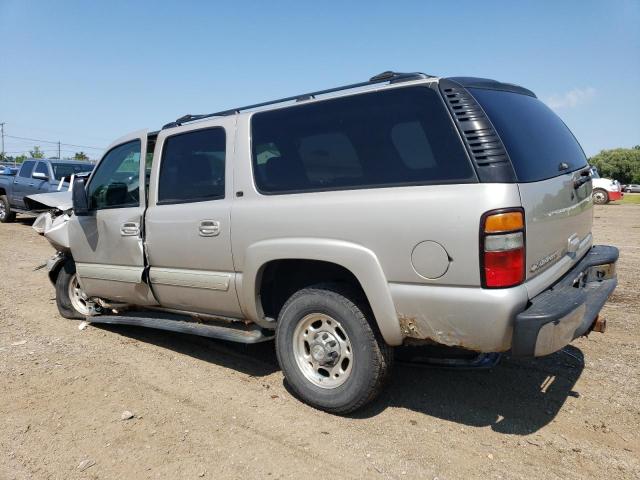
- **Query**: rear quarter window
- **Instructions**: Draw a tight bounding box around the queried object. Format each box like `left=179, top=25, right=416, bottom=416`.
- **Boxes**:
left=469, top=88, right=588, bottom=182
left=251, top=86, right=476, bottom=194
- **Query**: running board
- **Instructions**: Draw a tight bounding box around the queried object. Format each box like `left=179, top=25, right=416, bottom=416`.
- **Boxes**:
left=86, top=311, right=274, bottom=344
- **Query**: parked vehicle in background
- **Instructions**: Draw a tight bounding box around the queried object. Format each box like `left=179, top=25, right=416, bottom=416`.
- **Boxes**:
left=41, top=71, right=618, bottom=413
left=623, top=184, right=640, bottom=193
left=590, top=167, right=623, bottom=204
left=0, top=166, right=18, bottom=176
left=0, top=159, right=94, bottom=222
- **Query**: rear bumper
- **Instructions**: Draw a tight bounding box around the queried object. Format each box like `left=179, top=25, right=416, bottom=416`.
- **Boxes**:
left=511, top=245, right=618, bottom=357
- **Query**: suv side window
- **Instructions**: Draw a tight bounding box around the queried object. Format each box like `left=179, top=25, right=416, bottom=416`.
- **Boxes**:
left=18, top=160, right=36, bottom=178
left=157, top=127, right=226, bottom=204
left=34, top=162, right=49, bottom=177
left=87, top=140, right=141, bottom=210
left=251, top=86, right=475, bottom=194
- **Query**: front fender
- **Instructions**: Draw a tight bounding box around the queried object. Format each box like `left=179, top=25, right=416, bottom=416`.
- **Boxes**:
left=240, top=238, right=403, bottom=346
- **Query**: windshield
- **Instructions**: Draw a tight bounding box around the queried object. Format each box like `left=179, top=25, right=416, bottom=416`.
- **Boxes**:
left=52, top=163, right=94, bottom=181
left=469, top=88, right=588, bottom=182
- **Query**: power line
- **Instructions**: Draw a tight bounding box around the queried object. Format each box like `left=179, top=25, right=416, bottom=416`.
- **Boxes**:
left=4, top=134, right=104, bottom=150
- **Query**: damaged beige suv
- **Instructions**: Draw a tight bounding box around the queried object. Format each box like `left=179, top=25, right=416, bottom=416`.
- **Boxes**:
left=41, top=71, right=618, bottom=413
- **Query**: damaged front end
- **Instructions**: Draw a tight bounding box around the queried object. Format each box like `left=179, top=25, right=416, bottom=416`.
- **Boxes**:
left=28, top=191, right=74, bottom=285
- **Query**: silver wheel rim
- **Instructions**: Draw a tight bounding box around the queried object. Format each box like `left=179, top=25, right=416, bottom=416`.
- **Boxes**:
left=593, top=191, right=606, bottom=203
left=0, top=201, right=5, bottom=220
left=68, top=273, right=90, bottom=316
left=292, top=313, right=353, bottom=389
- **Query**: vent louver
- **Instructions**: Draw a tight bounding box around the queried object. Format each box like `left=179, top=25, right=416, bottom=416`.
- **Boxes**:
left=439, top=80, right=516, bottom=183
left=442, top=85, right=508, bottom=167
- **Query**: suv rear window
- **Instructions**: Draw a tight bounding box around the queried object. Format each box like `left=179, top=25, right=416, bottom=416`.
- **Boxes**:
left=469, top=88, right=588, bottom=182
left=251, top=86, right=475, bottom=194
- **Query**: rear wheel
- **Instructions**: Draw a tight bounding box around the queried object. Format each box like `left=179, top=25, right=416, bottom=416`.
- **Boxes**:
left=0, top=195, right=16, bottom=223
left=55, top=261, right=90, bottom=319
left=275, top=283, right=393, bottom=414
left=592, top=188, right=609, bottom=205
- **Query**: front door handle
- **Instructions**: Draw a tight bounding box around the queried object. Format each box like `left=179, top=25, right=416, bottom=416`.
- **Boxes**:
left=199, top=220, right=220, bottom=237
left=121, top=222, right=140, bottom=236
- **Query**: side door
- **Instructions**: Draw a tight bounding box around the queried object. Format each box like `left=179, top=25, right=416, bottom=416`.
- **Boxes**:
left=68, top=131, right=157, bottom=305
left=12, top=160, right=36, bottom=207
left=144, top=120, right=242, bottom=318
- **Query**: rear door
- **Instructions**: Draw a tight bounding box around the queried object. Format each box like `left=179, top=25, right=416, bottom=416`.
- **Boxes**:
left=144, top=119, right=242, bottom=317
left=469, top=88, right=592, bottom=292
left=68, top=130, right=156, bottom=305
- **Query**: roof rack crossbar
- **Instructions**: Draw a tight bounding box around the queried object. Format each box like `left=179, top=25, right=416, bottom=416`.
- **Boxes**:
left=162, top=71, right=432, bottom=129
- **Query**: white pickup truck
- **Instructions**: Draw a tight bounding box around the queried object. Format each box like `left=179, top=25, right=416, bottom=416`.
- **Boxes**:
left=590, top=167, right=623, bottom=204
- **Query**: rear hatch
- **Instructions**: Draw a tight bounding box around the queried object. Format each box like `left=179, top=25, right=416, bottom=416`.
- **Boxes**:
left=469, top=87, right=593, bottom=292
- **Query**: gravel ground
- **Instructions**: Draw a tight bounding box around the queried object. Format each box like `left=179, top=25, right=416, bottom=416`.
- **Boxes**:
left=1, top=204, right=638, bottom=479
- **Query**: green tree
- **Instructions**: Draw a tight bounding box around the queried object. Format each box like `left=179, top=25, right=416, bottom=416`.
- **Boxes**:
left=589, top=146, right=640, bottom=184
left=14, top=154, right=27, bottom=164
left=29, top=146, right=45, bottom=159
left=74, top=151, right=89, bottom=161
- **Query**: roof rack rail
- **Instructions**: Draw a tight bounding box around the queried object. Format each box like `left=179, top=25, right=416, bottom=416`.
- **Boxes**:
left=161, top=71, right=433, bottom=129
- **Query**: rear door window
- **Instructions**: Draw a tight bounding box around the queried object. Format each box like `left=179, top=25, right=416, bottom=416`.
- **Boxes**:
left=251, top=86, right=475, bottom=194
left=469, top=88, right=588, bottom=182
left=157, top=127, right=226, bottom=204
left=33, top=162, right=49, bottom=177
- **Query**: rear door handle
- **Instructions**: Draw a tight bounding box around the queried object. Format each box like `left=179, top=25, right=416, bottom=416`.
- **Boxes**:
left=120, top=222, right=140, bottom=236
left=199, top=220, right=220, bottom=237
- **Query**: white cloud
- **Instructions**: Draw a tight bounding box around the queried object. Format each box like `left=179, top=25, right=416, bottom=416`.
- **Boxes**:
left=544, top=87, right=596, bottom=110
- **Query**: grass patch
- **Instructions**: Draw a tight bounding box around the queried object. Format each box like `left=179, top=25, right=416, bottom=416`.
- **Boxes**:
left=615, top=193, right=640, bottom=205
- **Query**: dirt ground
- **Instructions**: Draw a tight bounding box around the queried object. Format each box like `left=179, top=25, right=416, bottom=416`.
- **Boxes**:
left=1, top=203, right=638, bottom=480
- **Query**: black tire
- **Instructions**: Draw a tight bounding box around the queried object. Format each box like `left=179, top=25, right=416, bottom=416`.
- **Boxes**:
left=275, top=283, right=393, bottom=414
left=55, top=261, right=87, bottom=319
left=0, top=195, right=16, bottom=223
left=592, top=188, right=609, bottom=205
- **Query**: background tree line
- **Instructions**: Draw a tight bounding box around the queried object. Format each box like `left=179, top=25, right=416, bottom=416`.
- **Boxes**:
left=589, top=146, right=640, bottom=184
left=0, top=147, right=89, bottom=163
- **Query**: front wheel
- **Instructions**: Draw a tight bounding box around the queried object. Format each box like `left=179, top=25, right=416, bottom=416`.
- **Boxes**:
left=275, top=283, right=393, bottom=414
left=592, top=188, right=609, bottom=205
left=0, top=195, right=16, bottom=223
left=55, top=261, right=91, bottom=319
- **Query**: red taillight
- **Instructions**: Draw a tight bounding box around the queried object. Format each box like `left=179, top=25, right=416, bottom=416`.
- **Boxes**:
left=481, top=209, right=525, bottom=288
left=484, top=249, right=525, bottom=287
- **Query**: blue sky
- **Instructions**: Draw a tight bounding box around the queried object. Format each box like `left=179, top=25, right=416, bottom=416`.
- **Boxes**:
left=1, top=0, right=638, bottom=159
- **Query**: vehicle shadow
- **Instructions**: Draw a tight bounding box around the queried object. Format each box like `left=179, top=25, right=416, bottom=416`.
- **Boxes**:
left=351, top=345, right=584, bottom=435
left=92, top=323, right=583, bottom=435
left=15, top=217, right=36, bottom=225
left=93, top=323, right=279, bottom=377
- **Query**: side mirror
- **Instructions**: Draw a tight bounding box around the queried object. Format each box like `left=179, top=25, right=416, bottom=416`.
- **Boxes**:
left=32, top=172, right=49, bottom=181
left=72, top=177, right=90, bottom=216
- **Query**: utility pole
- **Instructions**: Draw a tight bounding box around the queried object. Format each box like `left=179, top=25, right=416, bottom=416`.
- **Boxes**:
left=0, top=122, right=5, bottom=163
left=57, top=141, right=61, bottom=160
